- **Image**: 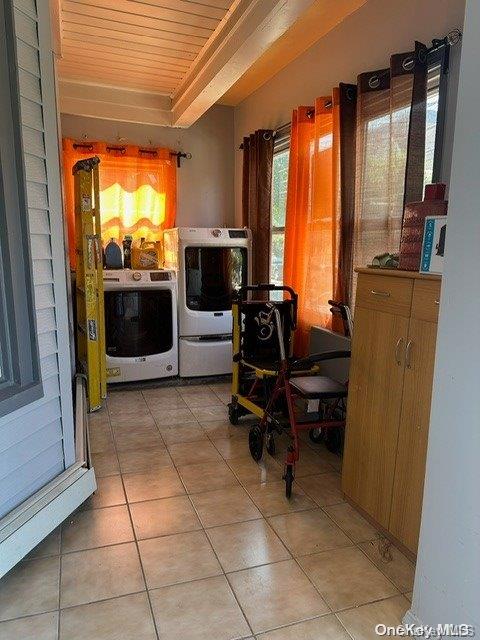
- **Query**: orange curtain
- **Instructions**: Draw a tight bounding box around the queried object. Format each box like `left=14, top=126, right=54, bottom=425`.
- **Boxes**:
left=63, top=139, right=176, bottom=269
left=284, top=92, right=342, bottom=355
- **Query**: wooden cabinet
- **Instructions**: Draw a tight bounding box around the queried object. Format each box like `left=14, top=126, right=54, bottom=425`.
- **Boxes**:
left=343, top=269, right=440, bottom=554
left=389, top=317, right=438, bottom=552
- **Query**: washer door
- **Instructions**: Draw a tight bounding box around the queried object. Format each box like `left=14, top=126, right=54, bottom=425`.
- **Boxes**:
left=104, top=289, right=173, bottom=357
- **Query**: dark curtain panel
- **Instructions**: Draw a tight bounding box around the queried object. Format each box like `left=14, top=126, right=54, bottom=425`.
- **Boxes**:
left=403, top=41, right=429, bottom=209
left=352, top=44, right=427, bottom=302
left=337, top=83, right=357, bottom=306
left=242, top=129, right=274, bottom=284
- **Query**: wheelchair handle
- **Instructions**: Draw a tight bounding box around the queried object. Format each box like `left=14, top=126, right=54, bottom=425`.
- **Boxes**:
left=233, top=284, right=298, bottom=331
left=236, top=283, right=297, bottom=300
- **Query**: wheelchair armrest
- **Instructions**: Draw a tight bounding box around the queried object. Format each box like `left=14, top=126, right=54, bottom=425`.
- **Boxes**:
left=291, top=350, right=351, bottom=370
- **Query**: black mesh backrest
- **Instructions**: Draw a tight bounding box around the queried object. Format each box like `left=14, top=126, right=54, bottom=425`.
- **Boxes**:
left=240, top=300, right=294, bottom=364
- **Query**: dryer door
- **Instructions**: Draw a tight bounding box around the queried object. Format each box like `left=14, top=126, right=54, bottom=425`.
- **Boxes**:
left=184, top=246, right=248, bottom=312
left=104, top=289, right=173, bottom=358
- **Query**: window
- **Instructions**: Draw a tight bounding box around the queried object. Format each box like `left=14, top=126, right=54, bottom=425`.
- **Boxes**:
left=269, top=144, right=289, bottom=296
left=425, top=47, right=450, bottom=185
left=354, top=50, right=450, bottom=284
left=0, top=0, right=42, bottom=416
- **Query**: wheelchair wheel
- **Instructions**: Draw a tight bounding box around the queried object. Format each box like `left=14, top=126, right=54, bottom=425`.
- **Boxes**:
left=228, top=401, right=239, bottom=426
left=325, top=426, right=345, bottom=455
left=249, top=425, right=264, bottom=461
left=284, top=465, right=294, bottom=499
left=309, top=427, right=324, bottom=444
left=266, top=433, right=276, bottom=456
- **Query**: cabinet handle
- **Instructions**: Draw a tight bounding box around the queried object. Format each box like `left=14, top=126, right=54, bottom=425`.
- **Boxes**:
left=371, top=290, right=390, bottom=298
left=405, top=340, right=413, bottom=369
left=434, top=299, right=440, bottom=305
left=395, top=338, right=404, bottom=365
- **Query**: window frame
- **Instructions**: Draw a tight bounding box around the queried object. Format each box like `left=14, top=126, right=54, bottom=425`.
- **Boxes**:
left=269, top=129, right=290, bottom=287
left=0, top=0, right=43, bottom=417
left=428, top=46, right=450, bottom=183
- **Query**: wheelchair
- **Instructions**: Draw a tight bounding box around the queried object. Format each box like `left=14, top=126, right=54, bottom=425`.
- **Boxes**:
left=228, top=283, right=351, bottom=498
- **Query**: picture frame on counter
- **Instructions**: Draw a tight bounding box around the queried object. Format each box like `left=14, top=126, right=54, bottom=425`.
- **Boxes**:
left=420, top=215, right=447, bottom=274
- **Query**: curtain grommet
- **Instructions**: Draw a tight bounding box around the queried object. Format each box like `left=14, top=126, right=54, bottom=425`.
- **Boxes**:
left=417, top=48, right=427, bottom=64
left=368, top=75, right=380, bottom=89
left=402, top=56, right=415, bottom=71
left=346, top=87, right=355, bottom=101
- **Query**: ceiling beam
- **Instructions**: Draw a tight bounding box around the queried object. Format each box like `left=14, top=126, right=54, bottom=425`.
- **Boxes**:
left=220, top=0, right=368, bottom=106
left=171, top=0, right=317, bottom=127
left=59, top=81, right=173, bottom=127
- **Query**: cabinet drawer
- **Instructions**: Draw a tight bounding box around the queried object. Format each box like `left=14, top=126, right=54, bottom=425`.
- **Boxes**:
left=411, top=279, right=441, bottom=322
left=355, top=274, right=413, bottom=317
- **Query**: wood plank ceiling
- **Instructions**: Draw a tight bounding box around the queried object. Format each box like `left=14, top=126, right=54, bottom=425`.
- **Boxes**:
left=57, top=0, right=235, bottom=95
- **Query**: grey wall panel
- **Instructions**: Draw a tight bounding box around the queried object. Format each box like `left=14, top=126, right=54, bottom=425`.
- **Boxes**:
left=38, top=330, right=58, bottom=359
left=0, top=387, right=61, bottom=452
left=40, top=354, right=59, bottom=380
left=31, top=233, right=52, bottom=259
left=16, top=40, right=39, bottom=76
left=19, top=71, right=41, bottom=103
left=36, top=307, right=56, bottom=334
left=29, top=209, right=50, bottom=234
left=0, top=0, right=75, bottom=519
left=21, top=126, right=44, bottom=158
left=0, top=455, right=65, bottom=518
left=34, top=283, right=55, bottom=309
left=13, top=0, right=36, bottom=18
left=33, top=258, right=54, bottom=285
left=0, top=420, right=63, bottom=479
left=13, top=9, right=37, bottom=46
left=24, top=155, right=47, bottom=183
left=26, top=182, right=48, bottom=210
left=19, top=96, right=43, bottom=130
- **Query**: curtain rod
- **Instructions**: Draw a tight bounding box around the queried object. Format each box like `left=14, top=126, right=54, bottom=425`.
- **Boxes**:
left=428, top=28, right=462, bottom=54
left=238, top=28, right=462, bottom=150
left=238, top=123, right=292, bottom=149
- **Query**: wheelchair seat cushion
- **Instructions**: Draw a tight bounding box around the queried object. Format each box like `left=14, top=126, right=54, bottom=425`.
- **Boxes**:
left=289, top=375, right=347, bottom=399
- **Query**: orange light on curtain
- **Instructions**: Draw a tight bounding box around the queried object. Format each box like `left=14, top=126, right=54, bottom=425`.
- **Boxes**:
left=62, top=140, right=176, bottom=269
left=283, top=91, right=342, bottom=355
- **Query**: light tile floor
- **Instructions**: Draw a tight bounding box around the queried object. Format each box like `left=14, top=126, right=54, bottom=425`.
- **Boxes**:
left=0, top=381, right=415, bottom=640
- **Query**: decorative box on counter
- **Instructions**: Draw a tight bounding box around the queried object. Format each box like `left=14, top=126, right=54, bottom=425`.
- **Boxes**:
left=399, top=183, right=448, bottom=271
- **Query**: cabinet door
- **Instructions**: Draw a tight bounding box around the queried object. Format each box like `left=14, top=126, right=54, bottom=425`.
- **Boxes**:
left=389, top=318, right=438, bottom=553
left=342, top=306, right=409, bottom=528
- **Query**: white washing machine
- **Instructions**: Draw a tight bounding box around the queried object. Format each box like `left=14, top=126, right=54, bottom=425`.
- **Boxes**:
left=163, top=227, right=252, bottom=377
left=103, top=269, right=178, bottom=383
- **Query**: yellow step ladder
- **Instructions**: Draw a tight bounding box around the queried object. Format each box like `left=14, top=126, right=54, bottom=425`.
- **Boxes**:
left=73, top=157, right=106, bottom=411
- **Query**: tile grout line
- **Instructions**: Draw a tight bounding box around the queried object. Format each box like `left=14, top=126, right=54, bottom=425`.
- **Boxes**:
left=1, top=382, right=408, bottom=633
left=55, top=383, right=407, bottom=637
left=56, top=523, right=63, bottom=640
left=107, top=394, right=163, bottom=640
left=150, top=386, right=343, bottom=637
left=214, top=408, right=406, bottom=622
left=140, top=386, right=257, bottom=640
left=333, top=611, right=357, bottom=640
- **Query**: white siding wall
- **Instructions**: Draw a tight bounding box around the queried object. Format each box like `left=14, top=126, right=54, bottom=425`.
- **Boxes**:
left=0, top=0, right=75, bottom=518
